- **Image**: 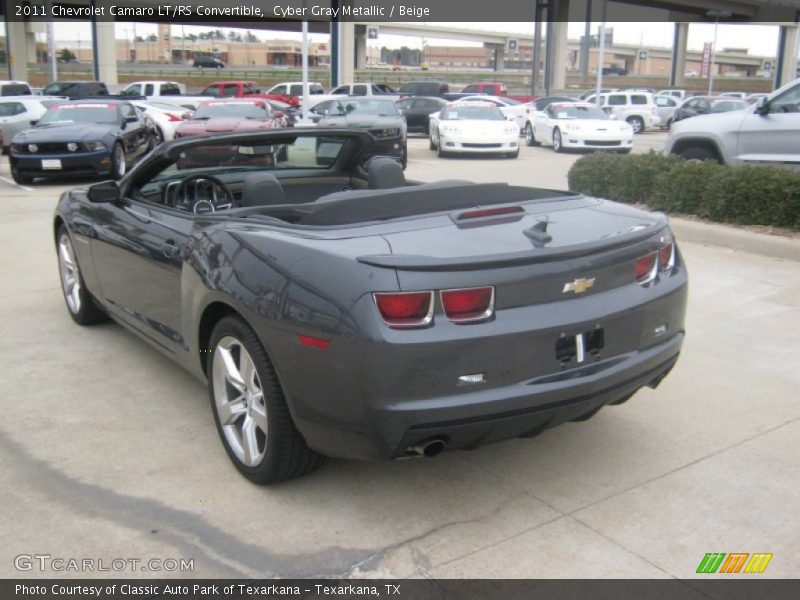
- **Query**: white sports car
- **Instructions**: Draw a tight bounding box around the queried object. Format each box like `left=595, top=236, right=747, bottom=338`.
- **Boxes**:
left=429, top=102, right=520, bottom=158
left=457, top=95, right=531, bottom=130
left=527, top=102, right=633, bottom=153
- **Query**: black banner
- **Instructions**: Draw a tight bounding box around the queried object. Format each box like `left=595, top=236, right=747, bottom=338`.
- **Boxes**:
left=5, top=0, right=800, bottom=23
left=3, top=579, right=800, bottom=600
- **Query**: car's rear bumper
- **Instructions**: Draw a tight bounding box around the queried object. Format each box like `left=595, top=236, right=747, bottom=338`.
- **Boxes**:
left=284, top=274, right=687, bottom=462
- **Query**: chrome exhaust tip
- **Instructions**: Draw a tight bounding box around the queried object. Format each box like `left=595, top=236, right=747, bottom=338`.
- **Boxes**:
left=407, top=437, right=447, bottom=458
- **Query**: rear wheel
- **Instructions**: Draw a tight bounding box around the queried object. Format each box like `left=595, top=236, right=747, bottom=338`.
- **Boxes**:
left=552, top=128, right=564, bottom=153
left=208, top=316, right=324, bottom=484
left=56, top=226, right=108, bottom=325
left=627, top=116, right=645, bottom=134
left=429, top=128, right=437, bottom=150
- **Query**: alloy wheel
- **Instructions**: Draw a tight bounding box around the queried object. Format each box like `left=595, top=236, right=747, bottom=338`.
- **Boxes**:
left=212, top=336, right=268, bottom=467
left=114, top=145, right=126, bottom=178
left=58, top=234, right=81, bottom=314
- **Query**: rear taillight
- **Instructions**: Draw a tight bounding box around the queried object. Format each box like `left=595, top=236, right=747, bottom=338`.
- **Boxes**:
left=167, top=113, right=182, bottom=122
left=373, top=291, right=433, bottom=328
left=636, top=236, right=677, bottom=286
left=658, top=239, right=675, bottom=275
left=441, top=287, right=494, bottom=323
left=635, top=252, right=658, bottom=286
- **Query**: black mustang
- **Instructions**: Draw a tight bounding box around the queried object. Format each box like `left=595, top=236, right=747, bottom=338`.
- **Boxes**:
left=54, top=129, right=687, bottom=484
left=11, top=99, right=155, bottom=184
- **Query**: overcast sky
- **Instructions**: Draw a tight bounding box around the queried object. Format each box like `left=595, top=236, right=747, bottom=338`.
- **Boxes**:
left=26, top=21, right=789, bottom=59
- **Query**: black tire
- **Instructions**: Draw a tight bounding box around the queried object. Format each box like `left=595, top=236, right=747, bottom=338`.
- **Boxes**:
left=154, top=127, right=165, bottom=146
left=208, top=315, right=324, bottom=484
left=435, top=131, right=448, bottom=158
left=110, top=143, right=126, bottom=180
left=12, top=171, right=33, bottom=185
left=524, top=122, right=539, bottom=147
left=56, top=225, right=108, bottom=326
left=679, top=146, right=719, bottom=164
left=428, top=129, right=436, bottom=150
left=553, top=128, right=564, bottom=153
left=507, top=148, right=520, bottom=158
left=627, top=116, right=645, bottom=134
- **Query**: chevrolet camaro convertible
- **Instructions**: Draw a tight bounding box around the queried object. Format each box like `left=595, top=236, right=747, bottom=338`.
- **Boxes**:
left=54, top=129, right=687, bottom=484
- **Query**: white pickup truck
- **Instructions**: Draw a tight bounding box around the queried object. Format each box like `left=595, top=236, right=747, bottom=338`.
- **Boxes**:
left=119, top=81, right=212, bottom=110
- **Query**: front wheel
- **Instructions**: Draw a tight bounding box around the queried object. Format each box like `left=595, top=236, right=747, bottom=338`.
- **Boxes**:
left=56, top=226, right=108, bottom=325
left=428, top=128, right=437, bottom=150
left=553, top=128, right=564, bottom=153
left=110, top=143, right=126, bottom=180
left=524, top=123, right=539, bottom=147
left=12, top=171, right=33, bottom=185
left=627, top=116, right=645, bottom=134
left=679, top=146, right=719, bottom=164
left=208, top=316, right=324, bottom=484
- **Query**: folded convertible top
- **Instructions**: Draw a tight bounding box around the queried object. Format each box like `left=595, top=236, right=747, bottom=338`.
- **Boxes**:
left=297, top=183, right=578, bottom=226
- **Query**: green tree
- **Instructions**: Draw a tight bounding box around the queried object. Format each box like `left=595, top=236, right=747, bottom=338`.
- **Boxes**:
left=59, top=48, right=76, bottom=62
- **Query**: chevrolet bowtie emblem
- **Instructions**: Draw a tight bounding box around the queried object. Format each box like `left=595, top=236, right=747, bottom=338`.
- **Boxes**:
left=563, top=277, right=596, bottom=294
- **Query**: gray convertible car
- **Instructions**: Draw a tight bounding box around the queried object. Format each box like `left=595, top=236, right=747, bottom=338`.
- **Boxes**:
left=54, top=129, right=687, bottom=484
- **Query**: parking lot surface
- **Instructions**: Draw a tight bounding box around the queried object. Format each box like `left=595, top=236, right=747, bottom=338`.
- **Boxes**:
left=1, top=133, right=799, bottom=579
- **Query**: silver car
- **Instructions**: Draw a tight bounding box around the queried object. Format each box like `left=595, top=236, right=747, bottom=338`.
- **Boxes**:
left=654, top=95, right=678, bottom=130
left=664, top=77, right=800, bottom=168
left=0, top=96, right=64, bottom=150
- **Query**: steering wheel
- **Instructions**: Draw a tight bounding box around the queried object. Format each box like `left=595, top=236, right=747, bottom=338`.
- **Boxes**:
left=173, top=173, right=234, bottom=214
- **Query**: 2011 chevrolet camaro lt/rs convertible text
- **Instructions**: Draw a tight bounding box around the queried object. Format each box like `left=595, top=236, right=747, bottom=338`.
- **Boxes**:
left=53, top=129, right=687, bottom=483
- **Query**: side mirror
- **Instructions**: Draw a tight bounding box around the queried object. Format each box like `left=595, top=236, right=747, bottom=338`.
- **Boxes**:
left=87, top=180, right=120, bottom=204
left=30, top=119, right=38, bottom=126
left=756, top=96, right=770, bottom=115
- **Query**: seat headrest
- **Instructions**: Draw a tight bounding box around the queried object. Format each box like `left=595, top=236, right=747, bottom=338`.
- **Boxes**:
left=366, top=156, right=406, bottom=189
left=240, top=172, right=286, bottom=207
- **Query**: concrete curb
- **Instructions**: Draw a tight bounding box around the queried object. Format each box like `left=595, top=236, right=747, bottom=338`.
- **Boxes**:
left=669, top=217, right=800, bottom=262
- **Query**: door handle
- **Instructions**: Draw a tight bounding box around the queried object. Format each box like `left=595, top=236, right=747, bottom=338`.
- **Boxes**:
left=161, top=240, right=180, bottom=258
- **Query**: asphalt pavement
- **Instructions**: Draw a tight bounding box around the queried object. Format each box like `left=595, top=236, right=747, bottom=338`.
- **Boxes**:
left=1, top=132, right=798, bottom=579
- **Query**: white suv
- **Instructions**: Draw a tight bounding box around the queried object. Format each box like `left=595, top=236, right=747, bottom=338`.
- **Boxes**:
left=584, top=91, right=660, bottom=133
left=664, top=77, right=800, bottom=168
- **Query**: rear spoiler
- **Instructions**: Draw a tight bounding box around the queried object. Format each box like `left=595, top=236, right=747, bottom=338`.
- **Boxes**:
left=357, top=217, right=668, bottom=271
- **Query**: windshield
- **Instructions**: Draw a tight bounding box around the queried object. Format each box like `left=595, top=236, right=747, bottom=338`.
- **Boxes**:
left=327, top=99, right=398, bottom=116
left=38, top=103, right=118, bottom=125
left=42, top=82, right=81, bottom=95
left=711, top=100, right=747, bottom=113
left=550, top=106, right=609, bottom=120
left=441, top=106, right=505, bottom=121
left=195, top=102, right=268, bottom=120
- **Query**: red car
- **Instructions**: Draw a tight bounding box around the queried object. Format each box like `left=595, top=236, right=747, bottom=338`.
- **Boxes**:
left=174, top=99, right=284, bottom=138
left=199, top=80, right=301, bottom=108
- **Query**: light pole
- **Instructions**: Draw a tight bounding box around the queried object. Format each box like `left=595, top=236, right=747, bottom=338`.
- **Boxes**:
left=707, top=10, right=732, bottom=95
left=595, top=0, right=608, bottom=104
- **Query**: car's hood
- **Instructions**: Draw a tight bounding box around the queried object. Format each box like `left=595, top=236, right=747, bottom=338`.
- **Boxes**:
left=440, top=120, right=516, bottom=133
left=670, top=107, right=751, bottom=134
left=559, top=119, right=630, bottom=131
left=13, top=123, right=115, bottom=143
left=319, top=114, right=401, bottom=129
left=176, top=117, right=280, bottom=135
